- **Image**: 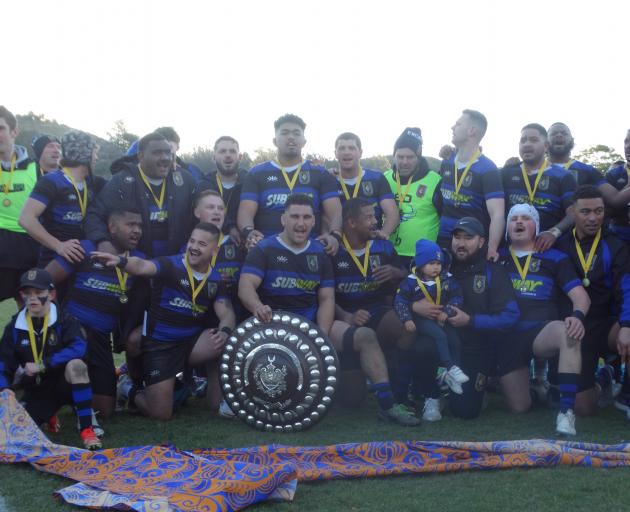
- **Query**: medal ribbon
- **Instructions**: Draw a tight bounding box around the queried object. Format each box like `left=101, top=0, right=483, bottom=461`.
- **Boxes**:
left=510, top=248, right=533, bottom=288
left=26, top=312, right=49, bottom=366
left=625, top=164, right=630, bottom=184
left=563, top=159, right=575, bottom=170
left=184, top=254, right=214, bottom=314
left=412, top=268, right=441, bottom=305
left=573, top=227, right=601, bottom=280
left=453, top=150, right=481, bottom=201
left=138, top=165, right=166, bottom=209
left=1, top=154, right=17, bottom=197
left=115, top=251, right=129, bottom=296
left=62, top=167, right=88, bottom=217
left=342, top=235, right=371, bottom=278
left=278, top=162, right=303, bottom=192
left=215, top=175, right=230, bottom=215
left=394, top=171, right=414, bottom=207
left=520, top=158, right=548, bottom=203
left=339, top=166, right=363, bottom=200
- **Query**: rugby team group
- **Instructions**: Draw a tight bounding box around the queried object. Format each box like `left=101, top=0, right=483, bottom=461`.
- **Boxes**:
left=1, top=104, right=629, bottom=450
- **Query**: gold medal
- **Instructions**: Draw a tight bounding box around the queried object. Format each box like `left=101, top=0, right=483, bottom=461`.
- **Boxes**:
left=2, top=198, right=10, bottom=207
left=582, top=278, right=590, bottom=288
left=119, top=294, right=129, bottom=304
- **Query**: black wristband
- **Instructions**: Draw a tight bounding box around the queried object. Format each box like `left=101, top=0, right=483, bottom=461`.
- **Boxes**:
left=242, top=226, right=254, bottom=238
left=330, top=230, right=342, bottom=243
left=117, top=256, right=128, bottom=269
left=571, top=310, right=585, bottom=322
left=220, top=326, right=233, bottom=336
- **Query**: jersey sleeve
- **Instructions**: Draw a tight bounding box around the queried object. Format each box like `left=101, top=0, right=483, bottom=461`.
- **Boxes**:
left=554, top=252, right=581, bottom=294
left=320, top=253, right=335, bottom=288
left=375, top=174, right=394, bottom=201
left=151, top=256, right=173, bottom=279
left=240, top=169, right=260, bottom=203
left=29, top=175, right=57, bottom=207
left=241, top=245, right=267, bottom=279
left=481, top=167, right=504, bottom=201
left=393, top=278, right=415, bottom=323
left=45, top=315, right=88, bottom=369
left=319, top=168, right=342, bottom=201
left=560, top=173, right=578, bottom=212
left=0, top=320, right=18, bottom=390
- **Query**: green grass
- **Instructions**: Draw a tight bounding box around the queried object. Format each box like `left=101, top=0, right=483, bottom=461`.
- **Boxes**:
left=1, top=297, right=629, bottom=511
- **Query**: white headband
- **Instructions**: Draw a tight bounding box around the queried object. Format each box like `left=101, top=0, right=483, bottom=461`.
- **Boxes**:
left=506, top=203, right=540, bottom=240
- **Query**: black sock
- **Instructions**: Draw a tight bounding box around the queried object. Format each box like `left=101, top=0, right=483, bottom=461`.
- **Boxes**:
left=72, top=383, right=93, bottom=431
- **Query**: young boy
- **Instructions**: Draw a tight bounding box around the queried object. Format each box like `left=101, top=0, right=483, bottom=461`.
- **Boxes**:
left=0, top=268, right=102, bottom=449
left=395, top=239, right=469, bottom=394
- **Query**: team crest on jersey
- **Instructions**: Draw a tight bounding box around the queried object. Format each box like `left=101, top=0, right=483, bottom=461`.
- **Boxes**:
left=298, top=171, right=310, bottom=185
left=539, top=175, right=550, bottom=191
left=207, top=282, right=218, bottom=297
left=529, top=258, right=541, bottom=273
left=463, top=173, right=473, bottom=187
left=306, top=255, right=318, bottom=272
left=369, top=255, right=381, bottom=270
left=473, top=274, right=486, bottom=293
left=124, top=176, right=135, bottom=184
left=224, top=244, right=235, bottom=260
left=173, top=171, right=184, bottom=187
left=361, top=181, right=374, bottom=197
left=416, top=185, right=427, bottom=198
left=47, top=331, right=57, bottom=346
left=475, top=372, right=487, bottom=391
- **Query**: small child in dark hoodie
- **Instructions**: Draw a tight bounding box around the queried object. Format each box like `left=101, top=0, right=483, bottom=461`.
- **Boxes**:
left=394, top=239, right=469, bottom=394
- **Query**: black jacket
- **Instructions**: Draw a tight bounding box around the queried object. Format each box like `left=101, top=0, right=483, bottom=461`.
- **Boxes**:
left=85, top=157, right=196, bottom=257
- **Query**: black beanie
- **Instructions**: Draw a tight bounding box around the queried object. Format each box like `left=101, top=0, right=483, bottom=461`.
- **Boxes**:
left=32, top=135, right=60, bottom=161
left=393, top=127, right=423, bottom=154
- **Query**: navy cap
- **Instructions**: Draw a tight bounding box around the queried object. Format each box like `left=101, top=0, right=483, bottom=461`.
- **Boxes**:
left=452, top=217, right=485, bottom=237
left=18, top=268, right=54, bottom=292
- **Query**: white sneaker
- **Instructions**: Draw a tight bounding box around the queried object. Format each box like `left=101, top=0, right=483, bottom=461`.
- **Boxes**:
left=77, top=410, right=105, bottom=438
left=556, top=410, right=576, bottom=436
left=422, top=398, right=442, bottom=422
left=219, top=400, right=236, bottom=419
left=444, top=365, right=469, bottom=395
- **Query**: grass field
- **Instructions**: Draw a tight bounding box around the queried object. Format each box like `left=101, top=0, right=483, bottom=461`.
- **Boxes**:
left=1, top=298, right=629, bottom=512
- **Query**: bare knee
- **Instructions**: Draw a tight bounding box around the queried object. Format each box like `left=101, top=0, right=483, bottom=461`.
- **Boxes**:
left=65, top=359, right=88, bottom=380
left=354, top=327, right=378, bottom=351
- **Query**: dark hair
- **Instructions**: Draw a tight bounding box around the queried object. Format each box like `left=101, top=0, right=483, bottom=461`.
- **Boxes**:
left=335, top=132, right=362, bottom=150
left=194, top=189, right=224, bottom=209
left=0, top=106, right=17, bottom=131
left=572, top=185, right=603, bottom=203
left=462, top=109, right=488, bottom=138
left=274, top=114, right=306, bottom=131
left=108, top=203, right=142, bottom=221
left=154, top=126, right=180, bottom=144
left=521, top=123, right=548, bottom=140
left=138, top=132, right=168, bottom=153
left=549, top=122, right=570, bottom=131
left=343, top=197, right=373, bottom=224
left=284, top=193, right=314, bottom=212
left=214, top=135, right=239, bottom=150
left=192, top=222, right=221, bottom=238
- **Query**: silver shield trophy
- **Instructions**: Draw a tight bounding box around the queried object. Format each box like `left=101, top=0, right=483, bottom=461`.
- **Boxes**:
left=220, top=311, right=339, bottom=432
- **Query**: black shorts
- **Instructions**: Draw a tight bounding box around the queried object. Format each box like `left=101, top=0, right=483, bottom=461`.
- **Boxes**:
left=579, top=316, right=617, bottom=392
left=365, top=306, right=391, bottom=331
left=21, top=369, right=72, bottom=425
left=85, top=327, right=116, bottom=397
left=496, top=323, right=548, bottom=377
left=141, top=336, right=197, bottom=386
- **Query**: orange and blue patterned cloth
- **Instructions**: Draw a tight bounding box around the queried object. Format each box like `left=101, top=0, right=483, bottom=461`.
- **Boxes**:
left=2, top=389, right=630, bottom=511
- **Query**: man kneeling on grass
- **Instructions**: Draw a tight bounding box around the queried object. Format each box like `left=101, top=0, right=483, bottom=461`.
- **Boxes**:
left=92, top=222, right=235, bottom=421
left=0, top=269, right=102, bottom=450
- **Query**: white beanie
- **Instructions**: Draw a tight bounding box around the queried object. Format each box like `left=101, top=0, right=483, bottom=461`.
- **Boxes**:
left=506, top=203, right=540, bottom=240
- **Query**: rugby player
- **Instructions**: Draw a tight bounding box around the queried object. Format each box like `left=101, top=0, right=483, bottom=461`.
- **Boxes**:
left=92, top=222, right=235, bottom=421
left=499, top=204, right=590, bottom=435
left=32, top=134, right=61, bottom=175
left=0, top=269, right=101, bottom=449
left=237, top=114, right=342, bottom=254
left=604, top=129, right=630, bottom=244
left=439, top=110, right=504, bottom=261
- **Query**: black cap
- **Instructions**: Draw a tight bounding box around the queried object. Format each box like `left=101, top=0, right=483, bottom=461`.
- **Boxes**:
left=18, top=268, right=54, bottom=292
left=452, top=217, right=485, bottom=237
left=394, top=127, right=423, bottom=154
left=31, top=134, right=60, bottom=161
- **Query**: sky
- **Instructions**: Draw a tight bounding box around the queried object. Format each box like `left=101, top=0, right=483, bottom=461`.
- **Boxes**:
left=6, top=0, right=629, bottom=165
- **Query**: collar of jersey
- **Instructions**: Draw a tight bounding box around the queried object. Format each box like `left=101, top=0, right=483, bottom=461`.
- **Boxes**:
left=275, top=236, right=311, bottom=255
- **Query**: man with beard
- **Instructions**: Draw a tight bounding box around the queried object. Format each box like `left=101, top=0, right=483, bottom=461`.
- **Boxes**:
left=439, top=110, right=504, bottom=261
left=46, top=206, right=145, bottom=419
left=0, top=106, right=40, bottom=302
left=32, top=135, right=62, bottom=175
left=20, top=132, right=104, bottom=267
left=417, top=217, right=520, bottom=420
left=329, top=197, right=418, bottom=425
left=554, top=186, right=630, bottom=416
left=92, top=223, right=235, bottom=421
left=237, top=114, right=342, bottom=254
left=198, top=136, right=246, bottom=244
left=498, top=204, right=590, bottom=435
left=384, top=128, right=442, bottom=268
left=333, top=132, right=399, bottom=239
left=605, top=129, right=630, bottom=244
left=502, top=124, right=577, bottom=252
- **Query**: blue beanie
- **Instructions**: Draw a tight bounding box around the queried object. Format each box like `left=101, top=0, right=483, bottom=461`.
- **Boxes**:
left=414, top=239, right=443, bottom=269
